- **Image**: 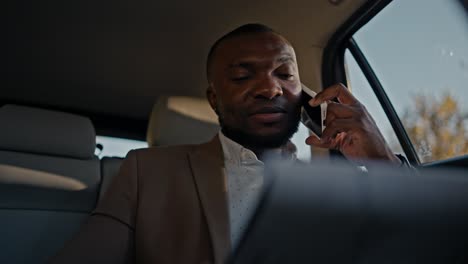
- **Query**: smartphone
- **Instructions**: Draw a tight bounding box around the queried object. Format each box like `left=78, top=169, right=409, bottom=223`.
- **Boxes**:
left=300, top=84, right=327, bottom=138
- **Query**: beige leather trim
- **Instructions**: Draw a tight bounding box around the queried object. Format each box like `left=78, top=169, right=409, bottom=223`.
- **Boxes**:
left=167, top=97, right=218, bottom=124
left=0, top=164, right=87, bottom=191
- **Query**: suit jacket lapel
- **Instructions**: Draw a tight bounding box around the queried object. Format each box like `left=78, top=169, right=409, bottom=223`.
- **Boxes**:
left=188, top=135, right=230, bottom=263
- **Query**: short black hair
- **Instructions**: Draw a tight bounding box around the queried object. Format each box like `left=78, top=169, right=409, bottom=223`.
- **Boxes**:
left=206, top=23, right=276, bottom=81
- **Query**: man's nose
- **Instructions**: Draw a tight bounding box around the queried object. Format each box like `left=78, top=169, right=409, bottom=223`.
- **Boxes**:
left=253, top=76, right=283, bottom=100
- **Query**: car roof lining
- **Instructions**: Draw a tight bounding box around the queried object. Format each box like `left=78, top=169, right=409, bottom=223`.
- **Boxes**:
left=4, top=0, right=368, bottom=139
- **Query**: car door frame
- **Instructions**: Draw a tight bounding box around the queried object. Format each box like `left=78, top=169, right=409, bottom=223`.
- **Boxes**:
left=321, top=0, right=468, bottom=168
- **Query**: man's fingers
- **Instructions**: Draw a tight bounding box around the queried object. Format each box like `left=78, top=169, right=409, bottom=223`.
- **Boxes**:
left=306, top=118, right=355, bottom=147
left=310, top=83, right=359, bottom=106
left=325, top=101, right=356, bottom=121
left=305, top=133, right=320, bottom=145
left=321, top=119, right=356, bottom=141
left=306, top=132, right=347, bottom=150
left=305, top=134, right=331, bottom=148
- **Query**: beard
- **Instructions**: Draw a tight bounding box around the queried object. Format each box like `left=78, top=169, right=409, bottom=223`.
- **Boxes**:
left=218, top=113, right=300, bottom=149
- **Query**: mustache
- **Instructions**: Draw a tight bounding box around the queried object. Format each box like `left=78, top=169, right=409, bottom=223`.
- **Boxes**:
left=247, top=98, right=293, bottom=115
left=248, top=105, right=287, bottom=115
left=244, top=97, right=302, bottom=116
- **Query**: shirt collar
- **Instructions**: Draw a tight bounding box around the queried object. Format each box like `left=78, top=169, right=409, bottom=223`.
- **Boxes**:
left=219, top=132, right=261, bottom=166
left=218, top=132, right=297, bottom=166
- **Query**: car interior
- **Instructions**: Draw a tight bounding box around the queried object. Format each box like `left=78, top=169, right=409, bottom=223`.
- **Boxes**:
left=2, top=0, right=468, bottom=263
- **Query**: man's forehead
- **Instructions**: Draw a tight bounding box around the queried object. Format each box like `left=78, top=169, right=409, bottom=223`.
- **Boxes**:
left=229, top=55, right=295, bottom=67
left=217, top=32, right=296, bottom=64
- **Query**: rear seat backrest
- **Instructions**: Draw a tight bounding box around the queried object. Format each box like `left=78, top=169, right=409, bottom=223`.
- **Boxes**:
left=146, top=96, right=219, bottom=147
left=0, top=104, right=101, bottom=264
left=99, top=157, right=123, bottom=201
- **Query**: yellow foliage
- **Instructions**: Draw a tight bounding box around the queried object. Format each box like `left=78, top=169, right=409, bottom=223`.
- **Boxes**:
left=401, top=92, right=468, bottom=163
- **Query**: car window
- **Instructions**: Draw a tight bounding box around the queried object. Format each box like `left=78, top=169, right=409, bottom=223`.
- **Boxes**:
left=349, top=0, right=468, bottom=163
left=344, top=49, right=405, bottom=156
left=95, top=136, right=148, bottom=158
left=290, top=123, right=312, bottom=161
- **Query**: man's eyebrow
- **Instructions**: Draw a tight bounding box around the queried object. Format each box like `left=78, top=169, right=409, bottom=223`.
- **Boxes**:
left=277, top=55, right=295, bottom=63
left=228, top=62, right=253, bottom=69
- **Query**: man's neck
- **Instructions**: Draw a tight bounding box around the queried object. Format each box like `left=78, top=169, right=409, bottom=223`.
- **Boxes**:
left=219, top=132, right=294, bottom=162
left=244, top=146, right=282, bottom=162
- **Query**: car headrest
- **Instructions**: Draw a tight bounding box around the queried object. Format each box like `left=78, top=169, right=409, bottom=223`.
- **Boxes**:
left=0, top=104, right=96, bottom=159
left=146, top=96, right=219, bottom=147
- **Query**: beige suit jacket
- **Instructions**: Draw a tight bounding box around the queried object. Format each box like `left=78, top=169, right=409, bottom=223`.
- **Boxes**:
left=51, top=136, right=230, bottom=264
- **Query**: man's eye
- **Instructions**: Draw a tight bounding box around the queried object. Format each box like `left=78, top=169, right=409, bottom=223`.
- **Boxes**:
left=231, top=75, right=251, bottom=81
left=278, top=74, right=294, bottom=80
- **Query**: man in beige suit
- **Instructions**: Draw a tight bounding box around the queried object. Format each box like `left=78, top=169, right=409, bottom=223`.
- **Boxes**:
left=51, top=24, right=403, bottom=264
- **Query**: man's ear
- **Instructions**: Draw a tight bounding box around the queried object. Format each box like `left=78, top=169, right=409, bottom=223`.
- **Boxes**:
left=206, top=84, right=218, bottom=115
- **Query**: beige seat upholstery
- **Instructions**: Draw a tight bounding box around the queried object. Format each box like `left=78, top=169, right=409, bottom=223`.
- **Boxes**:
left=0, top=104, right=100, bottom=264
left=146, top=96, right=219, bottom=147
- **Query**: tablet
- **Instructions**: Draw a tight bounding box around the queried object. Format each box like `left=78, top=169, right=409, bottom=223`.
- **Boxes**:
left=229, top=160, right=468, bottom=263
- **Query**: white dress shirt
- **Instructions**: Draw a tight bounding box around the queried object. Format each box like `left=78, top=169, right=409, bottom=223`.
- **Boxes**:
left=218, top=132, right=265, bottom=247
